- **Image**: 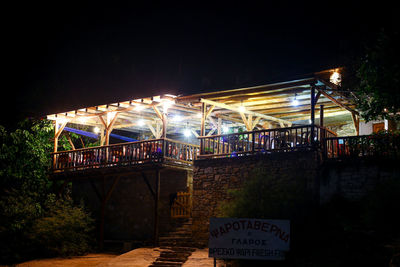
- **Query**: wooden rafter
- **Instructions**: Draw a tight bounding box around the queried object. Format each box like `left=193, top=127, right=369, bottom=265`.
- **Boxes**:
left=200, top=98, right=292, bottom=126
left=317, top=87, right=358, bottom=115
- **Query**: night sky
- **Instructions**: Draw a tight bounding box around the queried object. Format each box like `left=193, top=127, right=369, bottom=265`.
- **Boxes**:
left=2, top=1, right=397, bottom=127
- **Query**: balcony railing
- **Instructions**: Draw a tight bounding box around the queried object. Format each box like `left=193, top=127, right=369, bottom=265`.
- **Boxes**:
left=198, top=125, right=336, bottom=158
left=52, top=138, right=199, bottom=172
left=324, top=134, right=400, bottom=159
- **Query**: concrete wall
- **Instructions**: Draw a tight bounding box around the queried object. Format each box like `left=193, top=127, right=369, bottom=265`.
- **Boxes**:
left=72, top=168, right=190, bottom=243
left=191, top=151, right=320, bottom=247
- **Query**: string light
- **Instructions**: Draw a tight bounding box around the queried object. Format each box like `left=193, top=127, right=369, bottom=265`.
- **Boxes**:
left=93, top=127, right=100, bottom=134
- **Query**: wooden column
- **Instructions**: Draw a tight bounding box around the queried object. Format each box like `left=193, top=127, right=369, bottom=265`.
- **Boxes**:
left=310, top=85, right=316, bottom=143
left=320, top=105, right=324, bottom=127
left=162, top=113, right=168, bottom=138
left=53, top=119, right=68, bottom=168
left=154, top=168, right=161, bottom=246
left=99, top=112, right=119, bottom=146
left=200, top=102, right=206, bottom=136
left=90, top=175, right=121, bottom=250
left=351, top=112, right=360, bottom=136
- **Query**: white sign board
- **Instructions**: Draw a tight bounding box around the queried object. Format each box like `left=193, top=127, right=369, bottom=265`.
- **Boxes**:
left=209, top=218, right=290, bottom=260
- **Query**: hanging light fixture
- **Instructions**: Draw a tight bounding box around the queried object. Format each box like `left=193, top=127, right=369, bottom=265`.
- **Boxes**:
left=183, top=122, right=191, bottom=137
left=238, top=100, right=246, bottom=112
left=291, top=94, right=299, bottom=106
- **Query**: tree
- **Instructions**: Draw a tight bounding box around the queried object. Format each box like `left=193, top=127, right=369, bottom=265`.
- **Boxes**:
left=347, top=29, right=400, bottom=123
left=0, top=119, right=94, bottom=264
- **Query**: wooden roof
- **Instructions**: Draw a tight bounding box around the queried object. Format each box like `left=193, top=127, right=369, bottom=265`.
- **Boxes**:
left=47, top=68, right=357, bottom=135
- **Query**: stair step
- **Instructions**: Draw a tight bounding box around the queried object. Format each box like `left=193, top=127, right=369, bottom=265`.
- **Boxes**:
left=159, top=236, right=192, bottom=241
left=160, top=246, right=196, bottom=252
left=160, top=252, right=191, bottom=258
left=156, top=257, right=186, bottom=263
left=151, top=260, right=183, bottom=266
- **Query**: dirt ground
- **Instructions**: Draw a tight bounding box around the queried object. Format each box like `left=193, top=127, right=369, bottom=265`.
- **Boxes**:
left=14, top=248, right=221, bottom=267
left=15, top=253, right=119, bottom=267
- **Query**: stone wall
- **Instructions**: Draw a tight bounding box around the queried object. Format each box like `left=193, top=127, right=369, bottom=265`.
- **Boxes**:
left=320, top=159, right=400, bottom=203
left=191, top=151, right=321, bottom=247
left=72, top=168, right=190, bottom=243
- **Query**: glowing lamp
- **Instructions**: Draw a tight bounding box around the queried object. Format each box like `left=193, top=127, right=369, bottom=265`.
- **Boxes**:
left=183, top=128, right=191, bottom=137
left=93, top=127, right=100, bottom=134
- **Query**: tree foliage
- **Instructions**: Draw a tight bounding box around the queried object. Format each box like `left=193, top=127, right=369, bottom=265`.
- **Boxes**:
left=346, top=29, right=400, bottom=122
left=0, top=119, right=94, bottom=264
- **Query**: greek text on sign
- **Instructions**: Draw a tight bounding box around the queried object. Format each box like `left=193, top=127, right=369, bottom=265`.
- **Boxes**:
left=209, top=218, right=290, bottom=260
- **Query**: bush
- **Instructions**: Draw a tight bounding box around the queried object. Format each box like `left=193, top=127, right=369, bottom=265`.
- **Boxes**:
left=30, top=195, right=94, bottom=257
left=0, top=120, right=95, bottom=264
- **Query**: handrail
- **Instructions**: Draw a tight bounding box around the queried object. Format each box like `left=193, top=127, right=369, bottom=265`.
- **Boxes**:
left=198, top=125, right=333, bottom=158
left=51, top=138, right=164, bottom=155
left=52, top=138, right=199, bottom=172
left=324, top=134, right=400, bottom=159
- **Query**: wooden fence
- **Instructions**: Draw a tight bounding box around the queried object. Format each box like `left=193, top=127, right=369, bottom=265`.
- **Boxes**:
left=198, top=125, right=336, bottom=158
left=324, top=134, right=400, bottom=159
left=52, top=138, right=199, bottom=172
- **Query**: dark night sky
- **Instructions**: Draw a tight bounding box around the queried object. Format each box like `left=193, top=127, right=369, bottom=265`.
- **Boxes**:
left=2, top=1, right=397, bottom=127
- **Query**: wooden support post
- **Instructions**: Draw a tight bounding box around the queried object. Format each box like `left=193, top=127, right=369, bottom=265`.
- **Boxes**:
left=53, top=119, right=68, bottom=168
left=91, top=175, right=121, bottom=250
left=200, top=102, right=206, bottom=136
left=351, top=112, right=360, bottom=136
left=99, top=112, right=119, bottom=145
left=154, top=168, right=161, bottom=246
left=320, top=105, right=324, bottom=127
left=217, top=117, right=222, bottom=135
left=310, top=85, right=316, bottom=143
left=162, top=113, right=167, bottom=138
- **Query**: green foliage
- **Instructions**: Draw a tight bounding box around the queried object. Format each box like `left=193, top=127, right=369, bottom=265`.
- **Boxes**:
left=346, top=29, right=400, bottom=122
left=218, top=166, right=310, bottom=220
left=0, top=119, right=94, bottom=264
left=30, top=195, right=94, bottom=257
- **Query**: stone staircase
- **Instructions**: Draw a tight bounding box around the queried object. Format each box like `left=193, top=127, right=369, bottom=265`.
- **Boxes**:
left=149, top=218, right=196, bottom=267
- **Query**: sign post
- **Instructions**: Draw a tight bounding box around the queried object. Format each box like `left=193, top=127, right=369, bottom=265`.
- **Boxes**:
left=209, top=218, right=290, bottom=261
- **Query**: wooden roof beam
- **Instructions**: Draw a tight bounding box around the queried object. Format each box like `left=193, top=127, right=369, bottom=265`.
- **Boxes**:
left=316, top=87, right=359, bottom=115
left=200, top=98, right=292, bottom=126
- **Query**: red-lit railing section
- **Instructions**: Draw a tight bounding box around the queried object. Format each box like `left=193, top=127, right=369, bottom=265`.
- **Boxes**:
left=324, top=134, right=400, bottom=159
left=52, top=138, right=199, bottom=172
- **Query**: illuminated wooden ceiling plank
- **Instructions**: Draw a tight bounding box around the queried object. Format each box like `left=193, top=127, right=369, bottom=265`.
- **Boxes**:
left=200, top=98, right=292, bottom=126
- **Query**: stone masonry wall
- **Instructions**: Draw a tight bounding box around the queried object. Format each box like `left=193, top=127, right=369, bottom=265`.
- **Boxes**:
left=320, top=159, right=400, bottom=203
left=191, top=151, right=321, bottom=247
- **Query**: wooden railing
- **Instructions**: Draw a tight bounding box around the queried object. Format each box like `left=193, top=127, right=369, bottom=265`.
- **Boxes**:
left=171, top=191, right=192, bottom=218
left=198, top=125, right=336, bottom=158
left=52, top=138, right=199, bottom=172
left=324, top=134, right=400, bottom=159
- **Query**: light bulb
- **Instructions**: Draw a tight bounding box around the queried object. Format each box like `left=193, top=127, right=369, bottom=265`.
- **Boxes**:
left=183, top=128, right=191, bottom=137
left=137, top=119, right=145, bottom=126
left=93, top=127, right=100, bottom=134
